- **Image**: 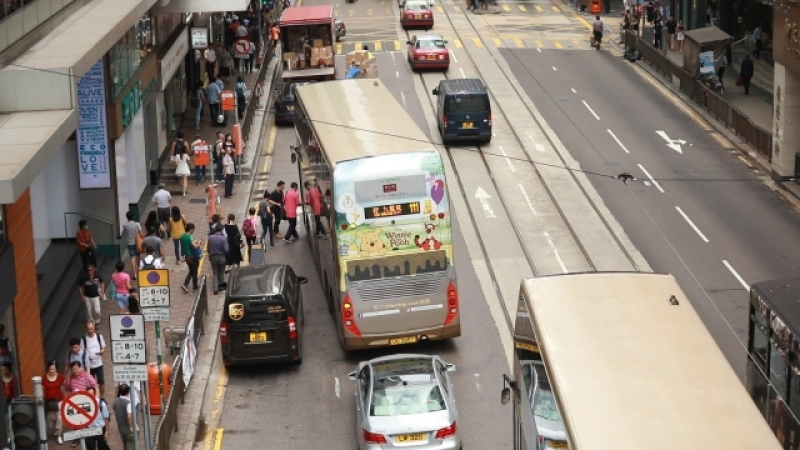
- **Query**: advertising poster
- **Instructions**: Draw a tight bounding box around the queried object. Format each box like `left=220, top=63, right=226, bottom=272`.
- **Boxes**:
left=699, top=50, right=716, bottom=77
left=333, top=152, right=453, bottom=287
left=76, top=59, right=111, bottom=189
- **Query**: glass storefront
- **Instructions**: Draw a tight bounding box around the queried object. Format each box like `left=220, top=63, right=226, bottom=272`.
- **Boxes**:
left=109, top=14, right=155, bottom=97
left=163, top=62, right=186, bottom=134
left=0, top=0, right=77, bottom=55
left=155, top=13, right=183, bottom=45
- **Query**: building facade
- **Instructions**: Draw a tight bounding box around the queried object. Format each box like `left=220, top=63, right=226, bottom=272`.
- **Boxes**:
left=770, top=2, right=800, bottom=180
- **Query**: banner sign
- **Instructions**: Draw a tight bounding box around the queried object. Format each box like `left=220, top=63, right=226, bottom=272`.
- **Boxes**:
left=76, top=60, right=111, bottom=189
left=191, top=27, right=208, bottom=49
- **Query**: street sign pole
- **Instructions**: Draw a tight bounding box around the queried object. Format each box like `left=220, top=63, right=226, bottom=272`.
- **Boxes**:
left=138, top=268, right=171, bottom=408
left=155, top=320, right=165, bottom=405
left=132, top=386, right=139, bottom=450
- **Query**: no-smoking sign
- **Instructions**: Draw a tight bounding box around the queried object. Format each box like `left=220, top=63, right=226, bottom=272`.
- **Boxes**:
left=61, top=391, right=99, bottom=430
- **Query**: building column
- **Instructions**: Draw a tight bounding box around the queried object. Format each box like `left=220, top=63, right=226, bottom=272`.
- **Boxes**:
left=771, top=63, right=800, bottom=179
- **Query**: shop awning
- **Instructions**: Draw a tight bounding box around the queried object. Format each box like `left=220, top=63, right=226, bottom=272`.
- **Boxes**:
left=280, top=6, right=334, bottom=26
left=152, top=0, right=250, bottom=14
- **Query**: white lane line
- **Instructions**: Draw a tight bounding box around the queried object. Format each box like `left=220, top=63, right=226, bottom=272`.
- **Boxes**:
left=449, top=49, right=458, bottom=63
left=675, top=206, right=709, bottom=243
left=637, top=163, right=664, bottom=193
left=498, top=146, right=516, bottom=172
left=518, top=184, right=537, bottom=215
left=459, top=67, right=467, bottom=78
left=543, top=231, right=568, bottom=274
left=582, top=100, right=600, bottom=120
left=723, top=260, right=750, bottom=291
left=474, top=374, right=482, bottom=391
left=537, top=48, right=542, bottom=53
left=607, top=129, right=629, bottom=154
left=390, top=51, right=396, bottom=65
left=400, top=92, right=406, bottom=107
left=571, top=88, right=576, bottom=93
left=335, top=377, right=341, bottom=399
left=395, top=70, right=399, bottom=79
left=552, top=66, right=557, bottom=71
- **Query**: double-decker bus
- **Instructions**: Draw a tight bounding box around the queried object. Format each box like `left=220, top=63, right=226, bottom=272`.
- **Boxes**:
left=292, top=79, right=459, bottom=351
left=505, top=272, right=781, bottom=450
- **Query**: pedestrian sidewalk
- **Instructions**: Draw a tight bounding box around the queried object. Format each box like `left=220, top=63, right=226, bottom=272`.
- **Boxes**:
left=49, top=61, right=275, bottom=450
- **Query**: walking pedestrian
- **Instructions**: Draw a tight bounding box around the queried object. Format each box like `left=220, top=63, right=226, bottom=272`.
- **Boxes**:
left=169, top=206, right=187, bottom=264
left=208, top=224, right=229, bottom=295
left=214, top=132, right=225, bottom=182
left=76, top=220, right=97, bottom=269
left=63, top=360, right=97, bottom=394
left=206, top=77, right=222, bottom=125
left=219, top=47, right=234, bottom=83
left=283, top=182, right=300, bottom=243
left=270, top=23, right=280, bottom=56
left=42, top=360, right=65, bottom=445
left=249, top=22, right=261, bottom=71
left=269, top=181, right=285, bottom=239
left=717, top=53, right=727, bottom=88
left=80, top=321, right=107, bottom=398
left=172, top=131, right=191, bottom=196
left=235, top=76, right=247, bottom=120
left=224, top=214, right=244, bottom=268
left=142, top=224, right=163, bottom=258
left=223, top=147, right=236, bottom=198
left=209, top=214, right=227, bottom=237
left=1, top=361, right=16, bottom=403
left=592, top=15, right=604, bottom=49
left=192, top=134, right=207, bottom=185
left=666, top=15, right=676, bottom=50
left=653, top=19, right=663, bottom=49
left=151, top=183, right=172, bottom=236
left=65, top=337, right=87, bottom=375
left=740, top=54, right=754, bottom=95
left=180, top=223, right=201, bottom=293
left=111, top=261, right=132, bottom=313
left=204, top=44, right=217, bottom=79
left=122, top=211, right=142, bottom=277
left=139, top=247, right=165, bottom=270
left=114, top=384, right=135, bottom=450
left=243, top=208, right=259, bottom=260
left=676, top=20, right=685, bottom=51
left=304, top=181, right=326, bottom=238
left=258, top=192, right=275, bottom=246
left=193, top=82, right=205, bottom=129
left=753, top=24, right=763, bottom=59
left=83, top=387, right=110, bottom=450
left=77, top=264, right=104, bottom=326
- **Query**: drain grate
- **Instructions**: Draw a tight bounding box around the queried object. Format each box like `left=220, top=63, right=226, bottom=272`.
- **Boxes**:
left=188, top=198, right=206, bottom=204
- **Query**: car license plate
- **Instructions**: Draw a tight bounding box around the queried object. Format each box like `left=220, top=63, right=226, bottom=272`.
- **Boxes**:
left=397, top=434, right=426, bottom=442
left=390, top=336, right=417, bottom=345
left=415, top=14, right=421, bottom=18
left=288, top=105, right=295, bottom=111
left=427, top=55, right=436, bottom=60
left=550, top=442, right=568, bottom=449
left=249, top=332, right=267, bottom=342
left=462, top=122, right=474, bottom=129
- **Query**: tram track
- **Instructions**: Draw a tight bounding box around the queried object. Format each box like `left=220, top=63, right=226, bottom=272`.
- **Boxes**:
left=398, top=2, right=641, bottom=330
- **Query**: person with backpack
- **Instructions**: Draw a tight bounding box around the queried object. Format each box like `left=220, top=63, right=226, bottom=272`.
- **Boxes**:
left=172, top=131, right=191, bottom=196
left=80, top=321, right=107, bottom=398
left=242, top=207, right=259, bottom=260
left=235, top=76, right=247, bottom=120
left=192, top=82, right=205, bottom=129
left=258, top=192, right=275, bottom=247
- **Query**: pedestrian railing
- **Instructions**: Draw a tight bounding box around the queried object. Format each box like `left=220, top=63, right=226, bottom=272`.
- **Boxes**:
left=624, top=31, right=773, bottom=161
left=63, top=212, right=121, bottom=259
left=150, top=275, right=208, bottom=450
left=241, top=47, right=276, bottom=148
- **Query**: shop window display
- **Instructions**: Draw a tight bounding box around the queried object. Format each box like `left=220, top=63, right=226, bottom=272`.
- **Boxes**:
left=109, top=14, right=155, bottom=97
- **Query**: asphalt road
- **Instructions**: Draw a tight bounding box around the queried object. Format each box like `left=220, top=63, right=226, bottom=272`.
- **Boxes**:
left=501, top=46, right=800, bottom=375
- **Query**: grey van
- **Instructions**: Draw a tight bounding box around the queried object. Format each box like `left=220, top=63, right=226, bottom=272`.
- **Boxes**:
left=220, top=264, right=308, bottom=367
left=432, top=78, right=492, bottom=144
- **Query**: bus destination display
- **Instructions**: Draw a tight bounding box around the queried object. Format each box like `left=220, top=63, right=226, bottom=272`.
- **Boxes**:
left=365, top=201, right=421, bottom=219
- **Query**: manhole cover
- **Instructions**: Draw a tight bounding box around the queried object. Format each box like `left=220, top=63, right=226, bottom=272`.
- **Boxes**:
left=188, top=199, right=205, bottom=204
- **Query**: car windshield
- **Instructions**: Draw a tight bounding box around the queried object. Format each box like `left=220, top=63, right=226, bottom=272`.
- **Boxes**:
left=405, top=1, right=429, bottom=9
left=532, top=388, right=562, bottom=422
left=418, top=39, right=445, bottom=49
left=371, top=384, right=446, bottom=416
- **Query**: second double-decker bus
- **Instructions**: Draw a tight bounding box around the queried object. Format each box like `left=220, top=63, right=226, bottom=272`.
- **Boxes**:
left=293, top=79, right=459, bottom=351
left=504, top=272, right=781, bottom=450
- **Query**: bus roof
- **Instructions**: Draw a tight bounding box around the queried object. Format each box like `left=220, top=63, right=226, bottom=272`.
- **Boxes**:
left=520, top=272, right=780, bottom=450
left=279, top=5, right=333, bottom=26
left=294, top=80, right=435, bottom=165
left=751, top=278, right=800, bottom=337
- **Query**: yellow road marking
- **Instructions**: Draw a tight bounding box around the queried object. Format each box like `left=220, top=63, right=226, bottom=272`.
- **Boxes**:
left=454, top=38, right=463, bottom=48
left=502, top=4, right=510, bottom=10
left=437, top=5, right=444, bottom=12
left=453, top=4, right=460, bottom=10
left=354, top=41, right=362, bottom=51
left=520, top=5, right=528, bottom=11
left=494, top=38, right=503, bottom=46
left=551, top=5, right=559, bottom=10
left=553, top=40, right=563, bottom=49
left=571, top=38, right=581, bottom=47
left=710, top=132, right=732, bottom=148
left=535, top=40, right=544, bottom=48
left=336, top=43, right=342, bottom=53
left=349, top=9, right=355, bottom=16
left=213, top=429, right=224, bottom=450
left=472, top=38, right=483, bottom=47
left=334, top=10, right=339, bottom=17
left=367, top=8, right=373, bottom=15
left=395, top=40, right=402, bottom=50
left=514, top=38, right=524, bottom=48
left=375, top=41, right=382, bottom=51
left=534, top=5, right=542, bottom=11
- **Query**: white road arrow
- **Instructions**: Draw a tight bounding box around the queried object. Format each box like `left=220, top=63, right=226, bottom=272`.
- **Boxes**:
left=475, top=187, right=497, bottom=218
left=656, top=130, right=687, bottom=154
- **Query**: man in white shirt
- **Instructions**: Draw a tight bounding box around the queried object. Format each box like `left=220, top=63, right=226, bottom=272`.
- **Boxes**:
left=139, top=250, right=166, bottom=270
left=81, top=322, right=107, bottom=398
left=204, top=45, right=217, bottom=79
left=151, top=183, right=172, bottom=235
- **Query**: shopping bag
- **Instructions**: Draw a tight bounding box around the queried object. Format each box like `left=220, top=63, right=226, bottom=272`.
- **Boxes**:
left=735, top=76, right=744, bottom=87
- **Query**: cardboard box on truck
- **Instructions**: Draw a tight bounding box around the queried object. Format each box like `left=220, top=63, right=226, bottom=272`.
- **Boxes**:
left=323, top=46, right=334, bottom=57
left=313, top=39, right=324, bottom=47
left=345, top=50, right=368, bottom=66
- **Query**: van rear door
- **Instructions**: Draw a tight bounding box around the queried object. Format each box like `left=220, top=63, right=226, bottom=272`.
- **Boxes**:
left=227, top=296, right=292, bottom=359
left=444, top=94, right=490, bottom=137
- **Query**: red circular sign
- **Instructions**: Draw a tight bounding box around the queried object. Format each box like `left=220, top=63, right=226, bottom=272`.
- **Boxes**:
left=60, top=391, right=99, bottom=430
left=234, top=39, right=252, bottom=55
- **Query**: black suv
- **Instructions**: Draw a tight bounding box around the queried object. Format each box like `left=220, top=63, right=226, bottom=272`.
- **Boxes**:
left=220, top=264, right=308, bottom=367
left=274, top=81, right=315, bottom=126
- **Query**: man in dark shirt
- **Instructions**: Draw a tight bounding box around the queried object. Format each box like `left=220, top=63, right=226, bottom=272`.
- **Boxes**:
left=666, top=16, right=677, bottom=50
left=208, top=224, right=230, bottom=294
left=740, top=54, right=755, bottom=95
left=77, top=265, right=104, bottom=326
left=268, top=181, right=286, bottom=239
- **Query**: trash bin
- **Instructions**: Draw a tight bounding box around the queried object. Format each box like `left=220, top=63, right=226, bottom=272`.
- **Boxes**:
left=148, top=362, right=171, bottom=415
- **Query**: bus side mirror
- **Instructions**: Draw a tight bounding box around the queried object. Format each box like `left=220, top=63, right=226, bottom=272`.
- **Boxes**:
left=445, top=364, right=456, bottom=372
left=297, top=276, right=308, bottom=285
left=501, top=387, right=511, bottom=405
left=291, top=152, right=297, bottom=164
left=432, top=87, right=440, bottom=95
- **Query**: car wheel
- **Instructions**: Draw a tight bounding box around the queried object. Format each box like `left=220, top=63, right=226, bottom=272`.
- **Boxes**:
left=293, top=357, right=303, bottom=365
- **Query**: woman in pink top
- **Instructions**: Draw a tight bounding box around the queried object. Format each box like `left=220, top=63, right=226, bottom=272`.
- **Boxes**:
left=282, top=182, right=300, bottom=243
left=111, top=261, right=132, bottom=313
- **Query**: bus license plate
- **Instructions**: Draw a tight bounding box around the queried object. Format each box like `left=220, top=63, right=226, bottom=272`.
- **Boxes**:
left=249, top=332, right=267, bottom=342
left=462, top=122, right=474, bottom=129
left=397, top=434, right=426, bottom=442
left=390, top=336, right=418, bottom=345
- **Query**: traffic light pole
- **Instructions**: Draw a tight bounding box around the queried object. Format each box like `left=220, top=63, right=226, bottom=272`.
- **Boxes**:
left=31, top=376, right=47, bottom=450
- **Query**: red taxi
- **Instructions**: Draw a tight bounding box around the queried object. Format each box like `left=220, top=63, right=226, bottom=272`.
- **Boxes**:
left=400, top=0, right=434, bottom=29
left=407, top=34, right=449, bottom=71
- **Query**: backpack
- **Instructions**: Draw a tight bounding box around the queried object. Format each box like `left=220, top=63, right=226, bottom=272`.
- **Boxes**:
left=258, top=200, right=270, bottom=219
left=235, top=83, right=246, bottom=100
left=190, top=95, right=200, bottom=108
left=243, top=218, right=257, bottom=238
left=174, top=139, right=186, bottom=156
left=141, top=255, right=157, bottom=270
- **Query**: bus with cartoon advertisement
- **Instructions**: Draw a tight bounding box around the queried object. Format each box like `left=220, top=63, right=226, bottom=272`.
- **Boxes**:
left=293, top=79, right=460, bottom=351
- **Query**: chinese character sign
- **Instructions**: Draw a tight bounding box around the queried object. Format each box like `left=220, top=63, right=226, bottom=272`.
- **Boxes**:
left=76, top=59, right=111, bottom=189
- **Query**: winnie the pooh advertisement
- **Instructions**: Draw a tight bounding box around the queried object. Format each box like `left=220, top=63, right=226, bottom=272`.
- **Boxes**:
left=333, top=152, right=453, bottom=265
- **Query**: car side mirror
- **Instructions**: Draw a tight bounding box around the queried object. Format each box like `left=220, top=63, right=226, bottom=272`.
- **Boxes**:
left=445, top=363, right=456, bottom=372
left=297, top=276, right=308, bottom=285
left=348, top=371, right=358, bottom=381
left=501, top=387, right=511, bottom=405
left=432, top=87, right=440, bottom=95
left=444, top=40, right=448, bottom=44
left=291, top=153, right=297, bottom=164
